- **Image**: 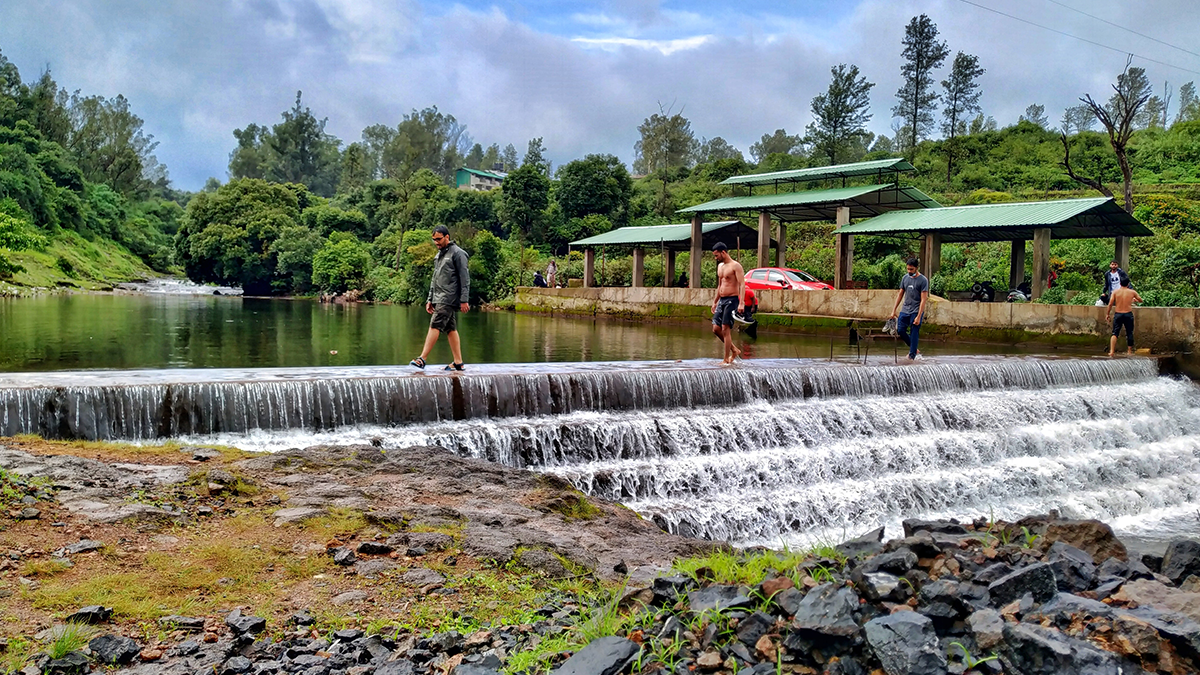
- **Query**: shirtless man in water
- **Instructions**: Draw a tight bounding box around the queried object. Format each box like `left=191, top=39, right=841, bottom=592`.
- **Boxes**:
left=1106, top=277, right=1142, bottom=356
left=710, top=243, right=745, bottom=365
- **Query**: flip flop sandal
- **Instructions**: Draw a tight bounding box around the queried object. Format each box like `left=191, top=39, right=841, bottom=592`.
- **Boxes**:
left=444, top=363, right=465, bottom=371
left=409, top=357, right=426, bottom=369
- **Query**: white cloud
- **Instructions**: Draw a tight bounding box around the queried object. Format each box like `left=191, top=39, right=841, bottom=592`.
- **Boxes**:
left=571, top=35, right=713, bottom=55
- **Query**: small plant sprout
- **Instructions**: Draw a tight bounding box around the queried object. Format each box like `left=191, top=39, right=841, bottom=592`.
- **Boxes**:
left=1021, top=526, right=1040, bottom=548
left=951, top=641, right=1000, bottom=669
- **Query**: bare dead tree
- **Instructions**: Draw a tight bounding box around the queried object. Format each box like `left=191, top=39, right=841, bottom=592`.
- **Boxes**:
left=1060, top=133, right=1114, bottom=200
left=1073, top=56, right=1151, bottom=213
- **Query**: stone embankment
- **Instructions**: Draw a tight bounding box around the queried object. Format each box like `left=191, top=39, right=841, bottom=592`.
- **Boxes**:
left=3, top=442, right=1200, bottom=674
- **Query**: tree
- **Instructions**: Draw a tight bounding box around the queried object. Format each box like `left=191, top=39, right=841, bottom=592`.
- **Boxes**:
left=66, top=92, right=162, bottom=195
left=940, top=52, right=985, bottom=180
left=1074, top=58, right=1152, bottom=213
left=360, top=123, right=395, bottom=179
left=805, top=64, right=875, bottom=166
left=338, top=142, right=370, bottom=194
left=501, top=143, right=519, bottom=171
left=750, top=129, right=803, bottom=162
left=892, top=14, right=950, bottom=157
left=312, top=231, right=373, bottom=294
left=1060, top=105, right=1097, bottom=134
left=1176, top=82, right=1199, bottom=124
left=632, top=105, right=698, bottom=174
left=500, top=163, right=549, bottom=239
left=381, top=106, right=469, bottom=183
left=229, top=123, right=271, bottom=180
left=1020, top=104, right=1049, bottom=128
left=480, top=143, right=501, bottom=171
left=464, top=142, right=484, bottom=169
left=266, top=92, right=341, bottom=197
left=1140, top=84, right=1170, bottom=129
left=522, top=137, right=550, bottom=175
left=696, top=137, right=743, bottom=163
left=967, top=114, right=997, bottom=135
left=555, top=154, right=633, bottom=226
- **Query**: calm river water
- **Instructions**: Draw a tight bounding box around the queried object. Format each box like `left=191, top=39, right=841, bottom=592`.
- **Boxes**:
left=0, top=291, right=1071, bottom=372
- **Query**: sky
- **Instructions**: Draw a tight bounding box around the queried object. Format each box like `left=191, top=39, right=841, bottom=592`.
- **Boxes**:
left=3, top=0, right=1199, bottom=190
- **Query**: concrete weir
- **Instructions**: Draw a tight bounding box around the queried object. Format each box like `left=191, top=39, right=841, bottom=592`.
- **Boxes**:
left=516, top=287, right=1200, bottom=352
left=0, top=356, right=1162, bottom=441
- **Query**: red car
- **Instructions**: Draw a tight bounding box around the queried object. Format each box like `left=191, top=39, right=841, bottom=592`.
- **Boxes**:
left=745, top=267, right=834, bottom=291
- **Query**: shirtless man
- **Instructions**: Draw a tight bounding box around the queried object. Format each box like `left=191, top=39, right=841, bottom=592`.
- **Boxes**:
left=1106, top=277, right=1142, bottom=357
left=710, top=243, right=745, bottom=365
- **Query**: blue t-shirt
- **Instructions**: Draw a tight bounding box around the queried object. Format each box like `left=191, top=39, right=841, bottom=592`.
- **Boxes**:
left=899, top=273, right=928, bottom=315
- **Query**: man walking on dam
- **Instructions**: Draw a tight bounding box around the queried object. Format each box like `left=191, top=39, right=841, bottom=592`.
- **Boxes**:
left=410, top=225, right=471, bottom=371
left=1107, top=277, right=1142, bottom=357
left=710, top=242, right=745, bottom=365
left=889, top=258, right=928, bottom=361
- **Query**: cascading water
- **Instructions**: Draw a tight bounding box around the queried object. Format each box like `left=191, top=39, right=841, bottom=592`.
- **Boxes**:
left=3, top=356, right=1194, bottom=547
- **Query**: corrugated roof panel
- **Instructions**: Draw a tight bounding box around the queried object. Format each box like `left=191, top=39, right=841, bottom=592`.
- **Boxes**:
left=720, top=158, right=915, bottom=186
left=677, top=184, right=940, bottom=218
left=679, top=184, right=890, bottom=213
left=571, top=220, right=741, bottom=246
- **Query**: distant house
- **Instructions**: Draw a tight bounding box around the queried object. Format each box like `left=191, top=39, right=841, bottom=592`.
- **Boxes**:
left=455, top=167, right=506, bottom=191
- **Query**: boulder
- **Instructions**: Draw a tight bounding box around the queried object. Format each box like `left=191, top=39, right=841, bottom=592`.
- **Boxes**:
left=224, top=609, right=266, bottom=635
left=515, top=549, right=572, bottom=579
left=1118, top=579, right=1200, bottom=624
left=552, top=636, right=639, bottom=675
left=773, top=587, right=803, bottom=616
left=355, top=559, right=397, bottom=578
left=43, top=651, right=89, bottom=675
left=331, top=590, right=369, bottom=606
left=220, top=656, right=252, bottom=674
left=1161, top=539, right=1200, bottom=586
left=836, top=527, right=885, bottom=560
left=89, top=634, right=141, bottom=664
left=356, top=541, right=394, bottom=555
left=918, top=579, right=968, bottom=621
left=651, top=575, right=693, bottom=604
left=988, top=562, right=1057, bottom=606
left=1041, top=519, right=1127, bottom=563
left=858, top=572, right=904, bottom=603
left=861, top=548, right=918, bottom=576
left=863, top=611, right=947, bottom=675
left=998, top=623, right=1132, bottom=675
left=792, top=583, right=861, bottom=638
left=902, top=519, right=968, bottom=537
left=64, top=605, right=112, bottom=624
left=1044, top=541, right=1096, bottom=592
left=331, top=547, right=357, bottom=566
left=687, top=585, right=753, bottom=613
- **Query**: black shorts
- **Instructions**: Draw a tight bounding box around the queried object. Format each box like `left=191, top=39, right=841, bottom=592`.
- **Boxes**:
left=430, top=304, right=458, bottom=332
left=1112, top=312, right=1134, bottom=345
left=712, top=296, right=738, bottom=327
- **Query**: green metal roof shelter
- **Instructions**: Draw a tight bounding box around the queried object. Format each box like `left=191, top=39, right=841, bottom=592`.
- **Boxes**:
left=677, top=159, right=938, bottom=290
left=569, top=221, right=773, bottom=288
left=835, top=197, right=1152, bottom=299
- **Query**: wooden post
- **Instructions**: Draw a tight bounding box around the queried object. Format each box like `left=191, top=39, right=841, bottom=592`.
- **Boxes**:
left=757, top=212, right=771, bottom=268
left=690, top=215, right=703, bottom=289
left=583, top=248, right=595, bottom=288
left=665, top=249, right=676, bottom=288
left=631, top=247, right=645, bottom=287
left=1032, top=228, right=1051, bottom=300
left=1009, top=240, right=1026, bottom=291
left=775, top=222, right=786, bottom=267
left=833, top=206, right=853, bottom=289
left=1115, top=236, right=1130, bottom=271
left=922, top=233, right=942, bottom=277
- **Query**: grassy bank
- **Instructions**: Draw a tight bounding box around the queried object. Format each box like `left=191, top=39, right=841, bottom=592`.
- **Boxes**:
left=0, top=232, right=159, bottom=296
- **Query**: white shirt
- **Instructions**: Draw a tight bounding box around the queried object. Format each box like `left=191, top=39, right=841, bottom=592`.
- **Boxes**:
left=1109, top=270, right=1121, bottom=288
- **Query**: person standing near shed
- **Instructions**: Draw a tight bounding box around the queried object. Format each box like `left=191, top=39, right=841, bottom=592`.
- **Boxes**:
left=888, top=258, right=928, bottom=361
left=1107, top=278, right=1142, bottom=357
left=410, top=225, right=470, bottom=371
left=710, top=243, right=745, bottom=365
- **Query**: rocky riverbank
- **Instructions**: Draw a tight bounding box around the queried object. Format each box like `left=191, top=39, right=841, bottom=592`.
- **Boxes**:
left=2, top=439, right=1200, bottom=674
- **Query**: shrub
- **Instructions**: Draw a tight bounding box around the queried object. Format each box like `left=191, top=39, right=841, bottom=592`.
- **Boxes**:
left=311, top=232, right=373, bottom=294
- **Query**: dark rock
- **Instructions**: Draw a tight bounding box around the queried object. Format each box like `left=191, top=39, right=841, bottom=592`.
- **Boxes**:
left=355, top=558, right=397, bottom=577
left=613, top=560, right=628, bottom=575
left=17, top=507, right=39, bottom=519
left=887, top=533, right=942, bottom=559
left=773, top=587, right=803, bottom=616
left=687, top=585, right=753, bottom=613
left=331, top=547, right=357, bottom=566
left=861, top=548, right=918, bottom=575
left=43, top=651, right=89, bottom=675
left=998, top=622, right=1133, bottom=674
left=735, top=611, right=774, bottom=647
left=1035, top=592, right=1114, bottom=622
left=973, top=563, right=1013, bottom=585
left=837, top=527, right=885, bottom=560
left=903, top=519, right=968, bottom=537
left=792, top=583, right=860, bottom=638
left=290, top=611, right=315, bottom=626
left=1093, top=578, right=1124, bottom=599
left=919, top=579, right=968, bottom=621
left=1142, top=553, right=1164, bottom=574
left=376, top=661, right=417, bottom=675
left=356, top=542, right=394, bottom=555
left=453, top=666, right=501, bottom=675
left=406, top=547, right=427, bottom=557
left=64, top=539, right=104, bottom=554
left=1161, top=539, right=1200, bottom=585
left=652, top=575, right=694, bottom=604
left=333, top=629, right=364, bottom=642
left=1040, top=519, right=1127, bottom=564
left=221, top=656, right=253, bottom=674
left=158, top=615, right=206, bottom=631
left=515, top=549, right=571, bottom=578
left=966, top=608, right=1004, bottom=650
left=1096, top=557, right=1129, bottom=580
left=170, top=640, right=200, bottom=656
left=987, top=562, right=1056, bottom=606
left=1044, top=541, right=1096, bottom=592
left=958, top=583, right=991, bottom=611
left=552, top=635, right=639, bottom=675
left=406, top=532, right=454, bottom=552
left=863, top=611, right=947, bottom=675
left=64, top=605, right=112, bottom=624
left=89, top=634, right=141, bottom=664
left=729, top=641, right=755, bottom=665
left=1127, top=605, right=1200, bottom=659
left=858, top=572, right=903, bottom=603
left=225, top=609, right=267, bottom=635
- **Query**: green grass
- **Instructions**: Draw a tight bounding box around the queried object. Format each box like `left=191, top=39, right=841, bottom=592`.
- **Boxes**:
left=1, top=637, right=34, bottom=674
left=547, top=493, right=602, bottom=521
left=20, top=559, right=72, bottom=578
left=672, top=547, right=814, bottom=587
left=3, top=231, right=156, bottom=291
left=45, top=623, right=97, bottom=659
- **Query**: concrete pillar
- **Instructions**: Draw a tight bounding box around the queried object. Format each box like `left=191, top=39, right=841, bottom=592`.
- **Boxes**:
left=665, top=249, right=676, bottom=287
left=1115, top=236, right=1130, bottom=271
left=689, top=215, right=703, bottom=289
left=1009, top=240, right=1026, bottom=291
left=833, top=206, right=853, bottom=289
left=631, top=248, right=645, bottom=287
left=1032, top=228, right=1051, bottom=300
left=921, top=233, right=942, bottom=278
left=584, top=248, right=595, bottom=288
left=757, top=211, right=771, bottom=268
left=775, top=222, right=786, bottom=268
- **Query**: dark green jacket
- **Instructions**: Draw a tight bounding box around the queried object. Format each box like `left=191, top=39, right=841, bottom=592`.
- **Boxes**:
left=427, top=242, right=470, bottom=305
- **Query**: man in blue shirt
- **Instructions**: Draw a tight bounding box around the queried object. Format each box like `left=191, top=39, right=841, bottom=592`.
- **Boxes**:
left=888, top=258, right=929, bottom=361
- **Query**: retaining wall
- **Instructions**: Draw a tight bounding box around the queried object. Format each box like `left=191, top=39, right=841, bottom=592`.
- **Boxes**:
left=515, top=287, right=1200, bottom=351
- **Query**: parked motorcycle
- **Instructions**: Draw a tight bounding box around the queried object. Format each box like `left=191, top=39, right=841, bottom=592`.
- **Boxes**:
left=970, top=280, right=996, bottom=303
